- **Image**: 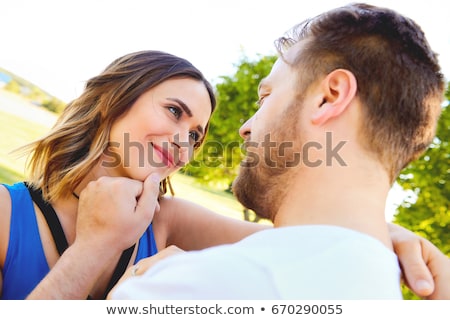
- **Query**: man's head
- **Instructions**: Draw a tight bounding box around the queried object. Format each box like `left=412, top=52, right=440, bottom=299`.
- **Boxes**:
left=275, top=2, right=445, bottom=180
left=233, top=3, right=445, bottom=221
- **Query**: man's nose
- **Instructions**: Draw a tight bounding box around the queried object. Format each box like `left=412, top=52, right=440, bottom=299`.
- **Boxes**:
left=239, top=116, right=253, bottom=139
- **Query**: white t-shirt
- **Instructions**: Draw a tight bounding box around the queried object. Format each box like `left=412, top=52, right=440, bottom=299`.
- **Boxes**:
left=112, top=225, right=402, bottom=299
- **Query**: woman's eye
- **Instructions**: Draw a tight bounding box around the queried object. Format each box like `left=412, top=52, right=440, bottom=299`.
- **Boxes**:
left=189, top=131, right=200, bottom=144
left=168, top=106, right=182, bottom=119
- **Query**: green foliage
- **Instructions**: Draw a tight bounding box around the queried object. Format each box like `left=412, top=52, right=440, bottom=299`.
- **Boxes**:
left=394, top=84, right=450, bottom=299
left=183, top=54, right=277, bottom=189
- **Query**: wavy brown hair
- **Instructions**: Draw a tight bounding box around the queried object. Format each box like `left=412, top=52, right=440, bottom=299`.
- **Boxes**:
left=275, top=3, right=445, bottom=183
left=24, top=50, right=216, bottom=201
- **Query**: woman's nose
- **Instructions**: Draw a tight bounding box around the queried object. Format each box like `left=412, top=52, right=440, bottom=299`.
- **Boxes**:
left=171, top=132, right=192, bottom=166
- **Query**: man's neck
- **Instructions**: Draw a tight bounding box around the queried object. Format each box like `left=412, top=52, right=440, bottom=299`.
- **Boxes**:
left=273, top=163, right=393, bottom=249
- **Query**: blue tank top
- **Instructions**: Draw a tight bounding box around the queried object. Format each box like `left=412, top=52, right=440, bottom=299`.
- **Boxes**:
left=1, top=182, right=158, bottom=300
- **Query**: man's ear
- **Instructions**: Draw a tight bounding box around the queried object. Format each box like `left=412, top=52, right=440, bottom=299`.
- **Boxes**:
left=311, top=69, right=357, bottom=126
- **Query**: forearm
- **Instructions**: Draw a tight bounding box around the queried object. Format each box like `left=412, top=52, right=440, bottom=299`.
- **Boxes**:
left=26, top=241, right=117, bottom=299
left=161, top=197, right=270, bottom=250
left=26, top=175, right=160, bottom=299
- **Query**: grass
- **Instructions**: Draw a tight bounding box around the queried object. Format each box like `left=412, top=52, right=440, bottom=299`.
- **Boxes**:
left=0, top=90, right=54, bottom=178
left=0, top=89, right=247, bottom=220
left=169, top=173, right=246, bottom=220
left=0, top=165, right=23, bottom=184
left=0, top=109, right=50, bottom=176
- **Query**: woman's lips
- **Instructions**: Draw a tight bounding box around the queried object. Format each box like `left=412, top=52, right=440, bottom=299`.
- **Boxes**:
left=152, top=144, right=175, bottom=167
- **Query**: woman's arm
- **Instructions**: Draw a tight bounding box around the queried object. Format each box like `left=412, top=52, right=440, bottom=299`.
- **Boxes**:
left=27, top=175, right=161, bottom=299
left=157, top=196, right=269, bottom=251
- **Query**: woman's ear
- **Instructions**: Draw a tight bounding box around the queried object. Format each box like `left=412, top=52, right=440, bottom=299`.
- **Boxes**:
left=311, top=69, right=357, bottom=126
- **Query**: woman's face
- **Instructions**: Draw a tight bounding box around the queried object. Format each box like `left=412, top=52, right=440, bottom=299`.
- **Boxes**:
left=106, top=78, right=212, bottom=181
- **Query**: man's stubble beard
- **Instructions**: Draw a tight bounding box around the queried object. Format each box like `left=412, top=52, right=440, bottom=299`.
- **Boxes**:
left=232, top=100, right=303, bottom=222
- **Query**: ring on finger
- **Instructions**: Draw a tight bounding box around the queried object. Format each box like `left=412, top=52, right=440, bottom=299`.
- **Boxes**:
left=130, top=264, right=140, bottom=276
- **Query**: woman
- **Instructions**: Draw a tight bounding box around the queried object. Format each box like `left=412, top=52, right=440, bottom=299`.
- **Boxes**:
left=0, top=50, right=224, bottom=299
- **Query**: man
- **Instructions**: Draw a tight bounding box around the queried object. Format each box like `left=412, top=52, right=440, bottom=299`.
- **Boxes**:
left=110, top=3, right=447, bottom=299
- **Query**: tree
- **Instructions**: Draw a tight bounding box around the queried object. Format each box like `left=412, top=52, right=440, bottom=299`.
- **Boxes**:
left=182, top=54, right=277, bottom=189
left=394, top=84, right=450, bottom=256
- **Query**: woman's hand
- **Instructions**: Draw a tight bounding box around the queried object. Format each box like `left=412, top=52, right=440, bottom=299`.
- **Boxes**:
left=389, top=223, right=450, bottom=299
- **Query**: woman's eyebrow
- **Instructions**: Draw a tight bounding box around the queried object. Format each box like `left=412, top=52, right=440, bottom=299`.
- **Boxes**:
left=167, top=97, right=204, bottom=134
left=167, top=97, right=192, bottom=117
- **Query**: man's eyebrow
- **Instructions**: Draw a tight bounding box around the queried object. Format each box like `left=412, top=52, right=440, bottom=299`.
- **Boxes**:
left=167, top=97, right=204, bottom=135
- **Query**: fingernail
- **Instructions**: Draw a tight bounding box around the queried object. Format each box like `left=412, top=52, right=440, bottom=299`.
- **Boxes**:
left=415, top=280, right=432, bottom=293
left=150, top=173, right=160, bottom=183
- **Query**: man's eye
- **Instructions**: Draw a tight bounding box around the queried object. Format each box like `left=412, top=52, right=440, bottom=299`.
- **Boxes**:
left=256, top=96, right=266, bottom=107
left=168, top=106, right=182, bottom=119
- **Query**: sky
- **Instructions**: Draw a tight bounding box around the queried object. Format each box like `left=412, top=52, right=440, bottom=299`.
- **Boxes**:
left=1, top=0, right=449, bottom=103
